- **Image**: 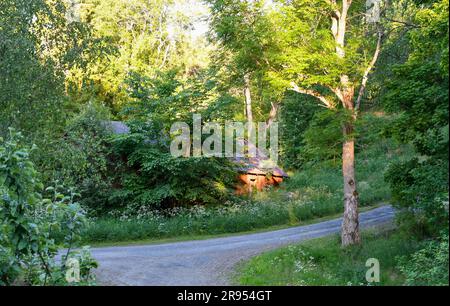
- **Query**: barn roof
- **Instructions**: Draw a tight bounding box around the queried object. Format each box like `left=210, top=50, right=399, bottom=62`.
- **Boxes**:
left=105, top=121, right=130, bottom=134
left=233, top=139, right=288, bottom=178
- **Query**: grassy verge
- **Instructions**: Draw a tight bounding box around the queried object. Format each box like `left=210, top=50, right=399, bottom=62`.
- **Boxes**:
left=83, top=204, right=382, bottom=247
left=235, top=226, right=419, bottom=286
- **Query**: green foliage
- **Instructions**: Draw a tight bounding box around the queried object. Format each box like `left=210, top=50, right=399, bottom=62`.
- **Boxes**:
left=207, top=0, right=273, bottom=74
left=279, top=92, right=322, bottom=169
left=95, top=69, right=239, bottom=212
left=0, top=0, right=111, bottom=219
left=397, top=233, right=449, bottom=286
left=360, top=0, right=420, bottom=110
left=301, top=110, right=397, bottom=166
left=384, top=0, right=449, bottom=155
left=384, top=0, right=449, bottom=236
left=385, top=63, right=448, bottom=158
left=385, top=158, right=449, bottom=235
left=263, top=0, right=382, bottom=94
left=355, top=112, right=395, bottom=150
left=286, top=137, right=414, bottom=205
left=281, top=108, right=399, bottom=169
left=123, top=69, right=220, bottom=127
left=0, top=129, right=96, bottom=285
left=1, top=0, right=448, bottom=285
left=0, top=129, right=41, bottom=284
left=0, top=0, right=102, bottom=139
left=206, top=0, right=285, bottom=122
left=75, top=0, right=211, bottom=111
left=110, top=132, right=237, bottom=211
left=301, top=109, right=345, bottom=164
left=33, top=103, right=113, bottom=214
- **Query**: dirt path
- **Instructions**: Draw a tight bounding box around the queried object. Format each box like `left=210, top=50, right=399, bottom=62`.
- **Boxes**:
left=91, top=205, right=395, bottom=285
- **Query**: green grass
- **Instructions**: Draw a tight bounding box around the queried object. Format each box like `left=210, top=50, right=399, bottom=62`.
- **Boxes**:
left=81, top=138, right=415, bottom=245
left=83, top=204, right=381, bottom=247
left=284, top=138, right=414, bottom=207
left=235, top=226, right=420, bottom=286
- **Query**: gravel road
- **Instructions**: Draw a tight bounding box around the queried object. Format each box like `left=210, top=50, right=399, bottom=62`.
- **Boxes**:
left=91, top=205, right=395, bottom=286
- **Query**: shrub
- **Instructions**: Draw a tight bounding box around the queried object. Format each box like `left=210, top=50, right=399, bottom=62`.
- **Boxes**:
left=383, top=0, right=449, bottom=237
left=34, top=103, right=113, bottom=215
left=0, top=129, right=97, bottom=285
left=397, top=233, right=449, bottom=286
left=385, top=158, right=449, bottom=236
left=107, top=122, right=237, bottom=211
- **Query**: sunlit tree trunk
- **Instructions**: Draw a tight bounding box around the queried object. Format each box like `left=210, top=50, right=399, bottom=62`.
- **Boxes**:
left=340, top=75, right=360, bottom=246
left=342, top=122, right=360, bottom=246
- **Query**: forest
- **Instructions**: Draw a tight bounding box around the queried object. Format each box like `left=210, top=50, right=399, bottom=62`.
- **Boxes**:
left=0, top=0, right=448, bottom=286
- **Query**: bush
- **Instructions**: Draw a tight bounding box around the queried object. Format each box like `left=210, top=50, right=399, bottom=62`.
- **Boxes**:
left=385, top=157, right=449, bottom=236
left=34, top=103, right=113, bottom=215
left=383, top=0, right=449, bottom=237
left=397, top=233, right=449, bottom=286
left=107, top=121, right=237, bottom=212
left=0, top=129, right=97, bottom=285
left=300, top=109, right=345, bottom=164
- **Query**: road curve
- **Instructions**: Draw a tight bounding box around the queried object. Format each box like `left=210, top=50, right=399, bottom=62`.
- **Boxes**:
left=91, top=205, right=395, bottom=286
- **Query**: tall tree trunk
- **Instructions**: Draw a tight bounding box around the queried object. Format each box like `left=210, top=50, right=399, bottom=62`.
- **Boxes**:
left=244, top=73, right=253, bottom=136
left=340, top=75, right=361, bottom=246
left=332, top=0, right=361, bottom=247
left=341, top=121, right=361, bottom=246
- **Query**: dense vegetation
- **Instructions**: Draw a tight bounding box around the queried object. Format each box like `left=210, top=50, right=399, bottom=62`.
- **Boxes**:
left=83, top=130, right=414, bottom=244
left=1, top=0, right=448, bottom=285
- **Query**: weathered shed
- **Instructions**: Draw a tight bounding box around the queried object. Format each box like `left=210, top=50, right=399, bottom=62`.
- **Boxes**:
left=233, top=139, right=288, bottom=195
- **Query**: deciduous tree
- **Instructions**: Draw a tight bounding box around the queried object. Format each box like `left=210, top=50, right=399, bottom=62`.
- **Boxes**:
left=269, top=0, right=385, bottom=246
